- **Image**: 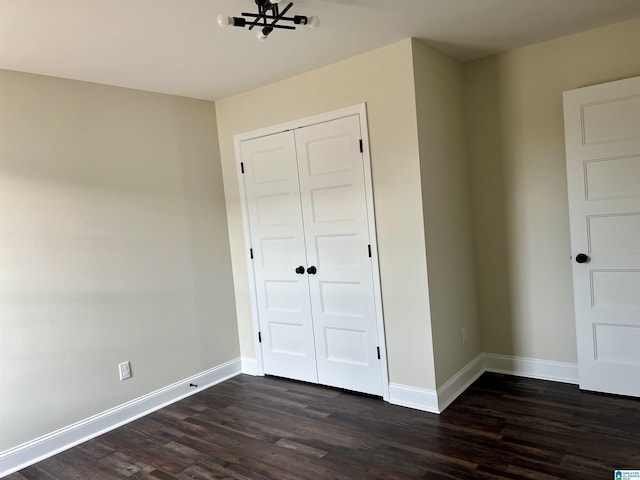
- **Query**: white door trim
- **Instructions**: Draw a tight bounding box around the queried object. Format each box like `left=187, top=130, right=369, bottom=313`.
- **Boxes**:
left=233, top=103, right=390, bottom=401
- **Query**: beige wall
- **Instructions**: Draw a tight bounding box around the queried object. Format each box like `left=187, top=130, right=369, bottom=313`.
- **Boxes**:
left=412, top=40, right=481, bottom=386
left=216, top=39, right=439, bottom=390
left=0, top=70, right=239, bottom=450
left=464, top=18, right=640, bottom=362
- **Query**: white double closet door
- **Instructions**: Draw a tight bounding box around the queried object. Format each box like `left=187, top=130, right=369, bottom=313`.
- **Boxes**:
left=240, top=114, right=383, bottom=396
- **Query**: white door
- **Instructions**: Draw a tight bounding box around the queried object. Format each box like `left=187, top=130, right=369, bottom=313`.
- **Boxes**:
left=296, top=116, right=382, bottom=395
left=563, top=75, right=640, bottom=397
left=240, top=131, right=318, bottom=383
left=240, top=114, right=383, bottom=396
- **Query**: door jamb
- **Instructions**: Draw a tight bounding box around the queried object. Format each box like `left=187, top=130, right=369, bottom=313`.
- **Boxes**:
left=233, top=103, right=390, bottom=401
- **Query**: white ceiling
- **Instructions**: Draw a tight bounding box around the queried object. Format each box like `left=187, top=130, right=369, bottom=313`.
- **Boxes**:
left=1, top=0, right=639, bottom=101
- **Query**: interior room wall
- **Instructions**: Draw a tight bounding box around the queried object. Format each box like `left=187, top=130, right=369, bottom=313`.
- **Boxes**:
left=215, top=39, right=440, bottom=391
left=412, top=40, right=481, bottom=387
left=4, top=13, right=636, bottom=456
left=0, top=70, right=239, bottom=451
left=464, top=17, right=640, bottom=363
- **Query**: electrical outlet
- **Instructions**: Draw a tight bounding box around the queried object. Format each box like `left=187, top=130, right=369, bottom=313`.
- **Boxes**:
left=119, top=361, right=131, bottom=381
left=461, top=326, right=467, bottom=345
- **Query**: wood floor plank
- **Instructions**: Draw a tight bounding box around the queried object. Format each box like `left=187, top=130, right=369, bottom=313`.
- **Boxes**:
left=7, top=373, right=640, bottom=480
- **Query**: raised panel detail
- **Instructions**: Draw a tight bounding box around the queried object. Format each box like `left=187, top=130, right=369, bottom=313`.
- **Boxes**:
left=581, top=95, right=640, bottom=144
left=311, top=185, right=356, bottom=223
left=320, top=281, right=364, bottom=318
left=594, top=323, right=640, bottom=366
left=591, top=270, right=640, bottom=308
left=588, top=214, right=640, bottom=254
left=305, top=134, right=351, bottom=176
left=324, top=327, right=368, bottom=365
left=585, top=156, right=640, bottom=199
left=251, top=146, right=294, bottom=184
left=316, top=234, right=359, bottom=269
left=265, top=280, right=302, bottom=312
left=269, top=323, right=307, bottom=356
left=256, top=193, right=296, bottom=227
left=260, top=237, right=297, bottom=269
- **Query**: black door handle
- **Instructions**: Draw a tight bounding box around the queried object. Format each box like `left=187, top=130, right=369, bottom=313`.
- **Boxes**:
left=306, top=266, right=317, bottom=275
left=575, top=253, right=590, bottom=264
left=295, top=266, right=305, bottom=274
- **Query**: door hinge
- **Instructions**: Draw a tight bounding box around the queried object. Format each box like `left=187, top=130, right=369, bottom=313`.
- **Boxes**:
left=240, top=162, right=245, bottom=174
left=258, top=331, right=262, bottom=343
left=250, top=248, right=254, bottom=259
left=359, top=139, right=363, bottom=153
left=368, top=244, right=372, bottom=258
left=377, top=346, right=381, bottom=360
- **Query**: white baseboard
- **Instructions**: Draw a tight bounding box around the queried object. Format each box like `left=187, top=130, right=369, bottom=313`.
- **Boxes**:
left=0, top=353, right=580, bottom=476
left=388, top=353, right=578, bottom=417
left=437, top=354, right=485, bottom=412
left=388, top=383, right=439, bottom=414
left=0, top=358, right=242, bottom=478
left=241, top=357, right=259, bottom=376
left=483, top=353, right=579, bottom=384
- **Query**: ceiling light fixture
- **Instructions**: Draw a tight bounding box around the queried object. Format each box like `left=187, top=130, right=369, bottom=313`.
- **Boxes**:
left=217, top=0, right=319, bottom=41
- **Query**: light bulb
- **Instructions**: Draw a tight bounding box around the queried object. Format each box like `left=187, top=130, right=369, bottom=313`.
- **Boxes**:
left=217, top=14, right=231, bottom=27
left=257, top=27, right=272, bottom=41
left=307, top=16, right=320, bottom=28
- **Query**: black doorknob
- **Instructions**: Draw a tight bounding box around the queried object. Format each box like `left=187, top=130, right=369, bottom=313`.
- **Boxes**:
left=306, top=266, right=317, bottom=275
left=575, top=253, right=590, bottom=264
left=295, top=266, right=305, bottom=274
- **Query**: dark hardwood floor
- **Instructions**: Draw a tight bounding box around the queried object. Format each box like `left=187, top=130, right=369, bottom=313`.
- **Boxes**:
left=7, top=373, right=640, bottom=480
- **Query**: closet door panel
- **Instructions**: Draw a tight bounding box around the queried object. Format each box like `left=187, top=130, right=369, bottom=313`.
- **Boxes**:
left=295, top=115, right=383, bottom=395
left=240, top=131, right=318, bottom=383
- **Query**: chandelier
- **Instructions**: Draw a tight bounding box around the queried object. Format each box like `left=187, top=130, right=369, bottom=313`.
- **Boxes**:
left=217, top=0, right=319, bottom=40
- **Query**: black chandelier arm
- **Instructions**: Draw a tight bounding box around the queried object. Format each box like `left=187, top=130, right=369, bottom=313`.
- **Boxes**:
left=241, top=13, right=300, bottom=23
left=274, top=2, right=294, bottom=22
left=244, top=1, right=293, bottom=31
left=240, top=16, right=297, bottom=30
left=246, top=1, right=265, bottom=30
left=246, top=22, right=296, bottom=30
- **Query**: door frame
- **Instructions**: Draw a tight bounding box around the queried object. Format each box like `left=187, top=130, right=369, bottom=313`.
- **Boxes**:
left=233, top=103, right=390, bottom=401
